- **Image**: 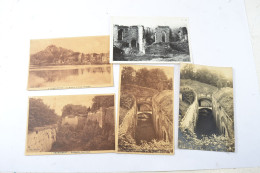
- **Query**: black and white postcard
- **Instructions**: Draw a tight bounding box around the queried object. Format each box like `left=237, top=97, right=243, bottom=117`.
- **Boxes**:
left=110, top=17, right=192, bottom=63
left=178, top=64, right=235, bottom=152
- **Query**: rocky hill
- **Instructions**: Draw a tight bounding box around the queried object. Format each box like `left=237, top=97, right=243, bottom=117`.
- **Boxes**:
left=30, top=45, right=109, bottom=65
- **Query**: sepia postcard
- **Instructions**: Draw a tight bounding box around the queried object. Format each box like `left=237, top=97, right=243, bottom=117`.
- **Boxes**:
left=26, top=94, right=115, bottom=155
left=117, top=65, right=174, bottom=154
left=110, top=16, right=192, bottom=64
left=27, top=36, right=113, bottom=90
left=178, top=64, right=235, bottom=152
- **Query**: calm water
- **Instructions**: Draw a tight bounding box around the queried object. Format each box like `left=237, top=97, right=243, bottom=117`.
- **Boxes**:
left=28, top=65, right=112, bottom=89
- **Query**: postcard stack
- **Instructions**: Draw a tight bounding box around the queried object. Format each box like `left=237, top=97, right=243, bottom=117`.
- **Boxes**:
left=26, top=17, right=234, bottom=155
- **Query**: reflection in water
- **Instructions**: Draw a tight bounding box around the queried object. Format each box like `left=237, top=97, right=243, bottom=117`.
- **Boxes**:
left=28, top=66, right=112, bottom=89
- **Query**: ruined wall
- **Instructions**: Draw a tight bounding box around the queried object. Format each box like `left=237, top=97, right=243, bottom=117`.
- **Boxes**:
left=155, top=26, right=170, bottom=43
left=102, top=106, right=115, bottom=127
left=87, top=110, right=103, bottom=128
left=113, top=25, right=145, bottom=53
left=26, top=125, right=57, bottom=153
left=61, top=116, right=79, bottom=127
left=152, top=90, right=173, bottom=142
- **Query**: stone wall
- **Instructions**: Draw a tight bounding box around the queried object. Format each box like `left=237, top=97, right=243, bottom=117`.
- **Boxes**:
left=152, top=90, right=173, bottom=142
left=212, top=96, right=234, bottom=139
left=61, top=116, right=79, bottom=127
left=155, top=26, right=170, bottom=43
left=26, top=124, right=57, bottom=153
left=119, top=98, right=137, bottom=139
left=180, top=94, right=198, bottom=132
left=102, top=106, right=115, bottom=127
left=113, top=25, right=145, bottom=53
left=87, top=109, right=103, bottom=128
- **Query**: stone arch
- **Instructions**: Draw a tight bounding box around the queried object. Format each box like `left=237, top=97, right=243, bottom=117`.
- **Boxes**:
left=137, top=103, right=152, bottom=112
left=118, top=29, right=123, bottom=41
left=162, top=31, right=166, bottom=42
left=198, top=98, right=212, bottom=107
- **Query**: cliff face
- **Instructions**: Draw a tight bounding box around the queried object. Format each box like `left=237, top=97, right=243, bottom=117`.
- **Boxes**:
left=26, top=125, right=57, bottom=153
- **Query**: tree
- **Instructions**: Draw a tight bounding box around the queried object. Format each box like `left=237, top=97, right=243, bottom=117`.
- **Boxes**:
left=135, top=68, right=150, bottom=87
left=28, top=98, right=59, bottom=131
left=121, top=66, right=136, bottom=85
left=181, top=64, right=194, bottom=79
left=62, top=104, right=89, bottom=117
left=91, top=95, right=114, bottom=112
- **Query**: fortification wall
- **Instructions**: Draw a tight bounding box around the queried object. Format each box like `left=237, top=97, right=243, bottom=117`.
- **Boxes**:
left=26, top=125, right=57, bottom=153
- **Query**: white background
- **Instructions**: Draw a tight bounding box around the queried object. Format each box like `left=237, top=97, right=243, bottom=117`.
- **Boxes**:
left=0, top=0, right=260, bottom=172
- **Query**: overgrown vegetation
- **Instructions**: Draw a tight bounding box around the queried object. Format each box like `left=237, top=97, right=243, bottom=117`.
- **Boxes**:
left=28, top=98, right=60, bottom=131
left=214, top=88, right=234, bottom=119
left=51, top=120, right=115, bottom=152
left=118, top=134, right=173, bottom=154
left=178, top=129, right=235, bottom=152
left=120, top=93, right=135, bottom=110
left=181, top=64, right=233, bottom=89
left=121, top=66, right=172, bottom=91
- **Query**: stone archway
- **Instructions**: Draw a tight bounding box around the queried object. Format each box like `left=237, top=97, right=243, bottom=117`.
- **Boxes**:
left=162, top=31, right=166, bottom=42
left=137, top=103, right=152, bottom=112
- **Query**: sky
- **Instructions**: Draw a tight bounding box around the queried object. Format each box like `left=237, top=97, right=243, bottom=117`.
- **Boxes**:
left=32, top=95, right=96, bottom=116
left=181, top=64, right=233, bottom=80
left=30, top=36, right=110, bottom=55
left=112, top=16, right=188, bottom=29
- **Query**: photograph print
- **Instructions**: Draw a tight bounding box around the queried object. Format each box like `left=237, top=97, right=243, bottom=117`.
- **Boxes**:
left=178, top=64, right=235, bottom=152
left=111, top=16, right=192, bottom=63
left=27, top=36, right=113, bottom=90
left=117, top=65, right=174, bottom=154
left=26, top=94, right=115, bottom=155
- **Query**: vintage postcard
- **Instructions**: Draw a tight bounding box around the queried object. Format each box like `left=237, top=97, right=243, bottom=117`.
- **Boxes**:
left=27, top=36, right=113, bottom=90
left=117, top=65, right=174, bottom=154
left=110, top=16, right=192, bottom=63
left=178, top=64, right=235, bottom=152
left=26, top=94, right=115, bottom=155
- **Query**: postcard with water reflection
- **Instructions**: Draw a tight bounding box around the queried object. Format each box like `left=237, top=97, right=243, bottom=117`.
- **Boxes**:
left=117, top=65, right=174, bottom=155
left=26, top=94, right=115, bottom=155
left=27, top=36, right=113, bottom=90
left=178, top=64, right=234, bottom=152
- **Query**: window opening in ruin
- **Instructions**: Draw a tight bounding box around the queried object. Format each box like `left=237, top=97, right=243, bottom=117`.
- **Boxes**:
left=118, top=29, right=123, bottom=41
left=162, top=32, right=166, bottom=42
left=131, top=39, right=137, bottom=48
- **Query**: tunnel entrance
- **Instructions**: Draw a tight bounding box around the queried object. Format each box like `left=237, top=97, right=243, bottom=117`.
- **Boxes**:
left=195, top=108, right=219, bottom=139
left=135, top=112, right=156, bottom=145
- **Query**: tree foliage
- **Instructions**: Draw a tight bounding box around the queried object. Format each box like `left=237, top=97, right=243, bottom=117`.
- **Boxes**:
left=28, top=98, right=59, bottom=131
left=91, top=95, right=114, bottom=112
left=180, top=65, right=233, bottom=88
left=62, top=104, right=89, bottom=117
left=121, top=67, right=173, bottom=91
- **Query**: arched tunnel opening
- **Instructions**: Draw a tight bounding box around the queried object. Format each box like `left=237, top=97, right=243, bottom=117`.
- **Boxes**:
left=195, top=108, right=219, bottom=139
